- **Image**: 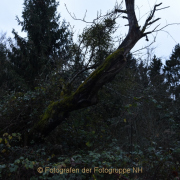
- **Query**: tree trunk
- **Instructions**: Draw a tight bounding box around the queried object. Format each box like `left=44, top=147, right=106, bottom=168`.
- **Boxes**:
left=28, top=0, right=161, bottom=141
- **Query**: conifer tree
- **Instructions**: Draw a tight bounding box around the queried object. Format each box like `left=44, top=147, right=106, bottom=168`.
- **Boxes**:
left=164, top=44, right=180, bottom=99
left=9, top=0, right=72, bottom=88
left=149, top=55, right=163, bottom=86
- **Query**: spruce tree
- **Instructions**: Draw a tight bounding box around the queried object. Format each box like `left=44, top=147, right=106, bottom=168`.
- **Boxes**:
left=164, top=44, right=180, bottom=99
left=149, top=55, right=163, bottom=86
left=9, top=0, right=72, bottom=88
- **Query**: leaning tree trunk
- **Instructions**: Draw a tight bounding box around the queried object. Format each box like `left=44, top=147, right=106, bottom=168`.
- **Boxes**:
left=28, top=0, right=162, bottom=142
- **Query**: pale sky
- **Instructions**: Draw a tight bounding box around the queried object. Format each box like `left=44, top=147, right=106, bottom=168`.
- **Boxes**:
left=0, top=0, right=180, bottom=62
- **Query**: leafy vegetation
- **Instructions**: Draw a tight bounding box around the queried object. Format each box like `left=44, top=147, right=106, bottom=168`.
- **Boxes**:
left=0, top=0, right=180, bottom=179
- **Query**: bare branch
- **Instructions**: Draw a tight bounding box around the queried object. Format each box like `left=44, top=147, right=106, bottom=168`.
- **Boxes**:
left=156, top=6, right=170, bottom=11
left=114, top=9, right=127, bottom=14
left=65, top=4, right=92, bottom=23
left=144, top=24, right=160, bottom=35
left=69, top=63, right=98, bottom=84
left=122, top=16, right=128, bottom=19
left=143, top=23, right=180, bottom=41
left=132, top=34, right=157, bottom=54
left=147, top=18, right=161, bottom=26
left=155, top=23, right=180, bottom=32
left=65, top=3, right=120, bottom=24
left=83, top=10, right=87, bottom=21
left=141, top=3, right=162, bottom=33
left=147, top=3, right=162, bottom=22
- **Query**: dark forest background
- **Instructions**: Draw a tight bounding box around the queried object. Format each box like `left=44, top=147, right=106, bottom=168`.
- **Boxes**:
left=0, top=0, right=180, bottom=179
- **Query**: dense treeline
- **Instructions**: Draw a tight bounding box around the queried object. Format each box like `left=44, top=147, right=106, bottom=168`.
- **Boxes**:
left=0, top=0, right=180, bottom=179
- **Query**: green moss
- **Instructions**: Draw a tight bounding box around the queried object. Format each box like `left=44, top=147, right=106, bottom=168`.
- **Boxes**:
left=42, top=101, right=58, bottom=120
left=36, top=94, right=74, bottom=130
left=30, top=48, right=124, bottom=134
left=75, top=48, right=124, bottom=93
left=30, top=101, right=59, bottom=133
left=94, top=48, right=124, bottom=75
left=60, top=83, right=72, bottom=97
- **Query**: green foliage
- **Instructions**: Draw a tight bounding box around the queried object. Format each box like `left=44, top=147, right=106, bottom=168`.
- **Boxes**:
left=164, top=44, right=180, bottom=99
left=8, top=0, right=72, bottom=88
left=149, top=55, right=162, bottom=77
left=1, top=38, right=180, bottom=179
left=1, top=1, right=180, bottom=179
left=1, top=133, right=180, bottom=179
left=0, top=72, right=63, bottom=137
left=80, top=17, right=116, bottom=65
left=0, top=35, right=28, bottom=96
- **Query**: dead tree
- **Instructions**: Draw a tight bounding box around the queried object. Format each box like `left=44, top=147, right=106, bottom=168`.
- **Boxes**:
left=28, top=0, right=165, bottom=141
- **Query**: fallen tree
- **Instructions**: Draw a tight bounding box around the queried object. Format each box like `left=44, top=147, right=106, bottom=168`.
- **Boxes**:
left=28, top=0, right=166, bottom=141
left=5, top=0, right=166, bottom=143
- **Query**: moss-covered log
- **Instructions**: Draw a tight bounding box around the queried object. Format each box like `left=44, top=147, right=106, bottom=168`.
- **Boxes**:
left=28, top=0, right=162, bottom=141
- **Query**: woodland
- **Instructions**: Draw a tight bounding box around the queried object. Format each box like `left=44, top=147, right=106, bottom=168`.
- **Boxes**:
left=0, top=0, right=180, bottom=179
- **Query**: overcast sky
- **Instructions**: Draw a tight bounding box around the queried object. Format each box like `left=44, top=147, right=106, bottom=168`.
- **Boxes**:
left=0, top=0, right=180, bottom=62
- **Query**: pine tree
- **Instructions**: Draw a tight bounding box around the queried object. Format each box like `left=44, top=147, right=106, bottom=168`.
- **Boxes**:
left=0, top=36, right=27, bottom=95
left=164, top=44, right=180, bottom=99
left=9, top=0, right=72, bottom=88
left=149, top=55, right=163, bottom=86
left=0, top=42, right=8, bottom=90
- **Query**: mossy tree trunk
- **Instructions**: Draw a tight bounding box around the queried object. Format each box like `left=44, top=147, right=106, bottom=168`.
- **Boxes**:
left=28, top=0, right=162, bottom=141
